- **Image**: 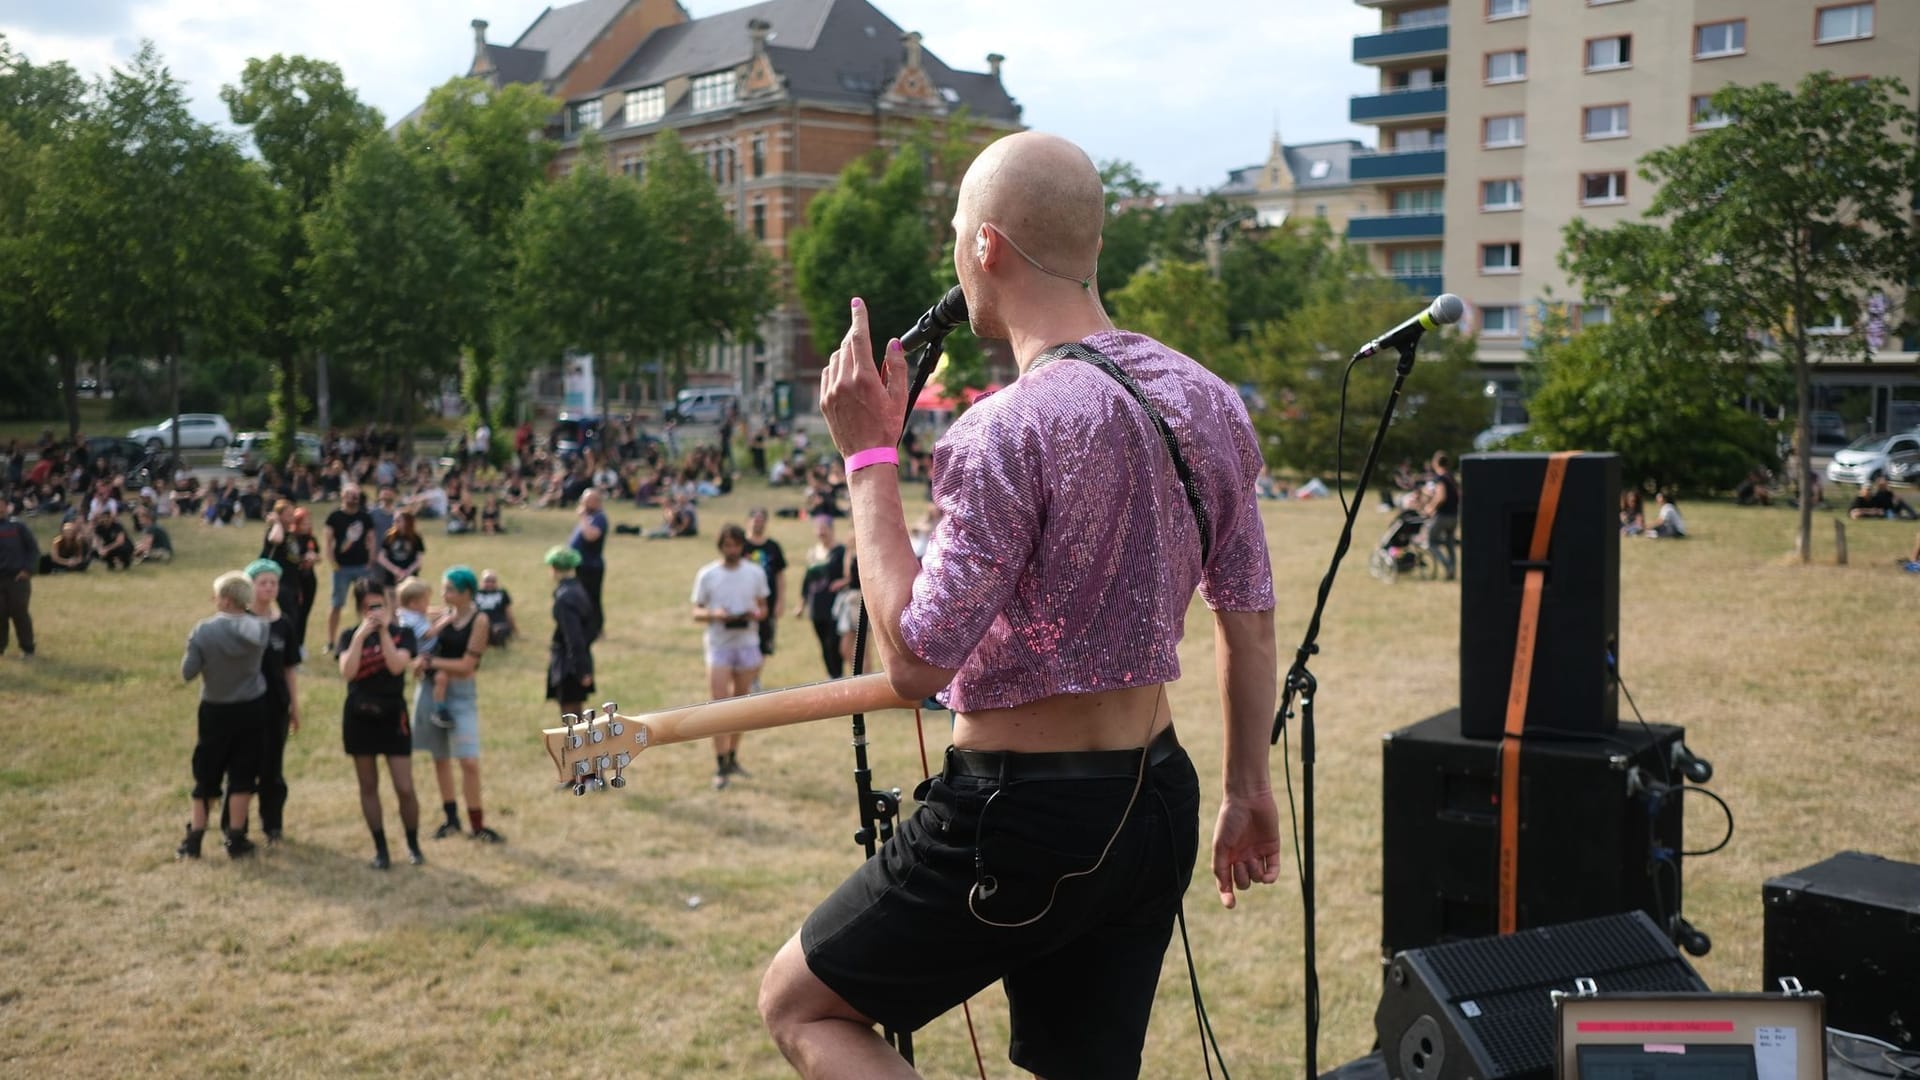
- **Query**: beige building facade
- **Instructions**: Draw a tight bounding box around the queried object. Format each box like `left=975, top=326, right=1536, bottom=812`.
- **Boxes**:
left=1350, top=0, right=1918, bottom=421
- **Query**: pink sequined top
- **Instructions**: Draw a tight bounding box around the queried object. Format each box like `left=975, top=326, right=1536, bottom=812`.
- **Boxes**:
left=899, top=330, right=1275, bottom=713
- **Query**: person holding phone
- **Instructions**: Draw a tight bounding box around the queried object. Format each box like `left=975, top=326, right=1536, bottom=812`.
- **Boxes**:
left=690, top=524, right=769, bottom=790
left=336, top=578, right=423, bottom=869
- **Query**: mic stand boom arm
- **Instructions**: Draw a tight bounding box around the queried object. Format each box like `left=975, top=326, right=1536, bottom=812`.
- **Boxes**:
left=1271, top=338, right=1422, bottom=1080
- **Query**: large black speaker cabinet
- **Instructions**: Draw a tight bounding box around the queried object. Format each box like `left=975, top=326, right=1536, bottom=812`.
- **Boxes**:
left=1381, top=710, right=1683, bottom=957
left=1459, top=452, right=1620, bottom=740
left=1375, top=911, right=1708, bottom=1080
left=1764, top=851, right=1920, bottom=1048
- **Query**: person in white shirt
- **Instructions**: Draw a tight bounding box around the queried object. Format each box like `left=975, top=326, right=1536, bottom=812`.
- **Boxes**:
left=689, top=523, right=770, bottom=790
left=1645, top=491, right=1687, bottom=539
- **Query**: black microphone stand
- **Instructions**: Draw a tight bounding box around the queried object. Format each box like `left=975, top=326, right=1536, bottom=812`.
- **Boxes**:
left=1271, top=338, right=1423, bottom=1080
left=842, top=322, right=953, bottom=1067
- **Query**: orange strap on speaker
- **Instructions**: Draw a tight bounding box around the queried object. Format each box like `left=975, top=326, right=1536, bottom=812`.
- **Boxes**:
left=1496, top=451, right=1579, bottom=934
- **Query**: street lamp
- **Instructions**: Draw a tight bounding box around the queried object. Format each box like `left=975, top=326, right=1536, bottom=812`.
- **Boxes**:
left=1206, top=208, right=1260, bottom=280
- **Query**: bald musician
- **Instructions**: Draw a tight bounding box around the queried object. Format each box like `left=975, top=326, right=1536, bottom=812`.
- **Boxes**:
left=757, top=132, right=1282, bottom=1079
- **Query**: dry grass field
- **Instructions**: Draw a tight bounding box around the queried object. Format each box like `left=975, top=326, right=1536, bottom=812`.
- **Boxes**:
left=1, top=478, right=1915, bottom=1079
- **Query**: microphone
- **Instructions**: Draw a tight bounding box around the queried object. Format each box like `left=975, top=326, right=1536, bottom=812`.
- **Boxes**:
left=898, top=286, right=969, bottom=356
left=1352, top=293, right=1465, bottom=361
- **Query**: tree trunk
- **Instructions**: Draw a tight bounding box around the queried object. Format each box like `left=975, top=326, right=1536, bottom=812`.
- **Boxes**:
left=59, top=353, right=80, bottom=439
left=316, top=352, right=331, bottom=433
left=1794, top=345, right=1813, bottom=563
left=168, top=350, right=182, bottom=463
left=401, top=367, right=416, bottom=462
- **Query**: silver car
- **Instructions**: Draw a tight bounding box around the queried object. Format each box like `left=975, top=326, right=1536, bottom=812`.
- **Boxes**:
left=1826, top=431, right=1920, bottom=487
left=129, top=412, right=233, bottom=450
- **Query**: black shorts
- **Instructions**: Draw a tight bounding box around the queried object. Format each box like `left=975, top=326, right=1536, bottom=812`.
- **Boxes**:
left=342, top=695, right=411, bottom=757
left=801, top=730, right=1199, bottom=1080
left=546, top=671, right=591, bottom=704
left=192, top=696, right=268, bottom=799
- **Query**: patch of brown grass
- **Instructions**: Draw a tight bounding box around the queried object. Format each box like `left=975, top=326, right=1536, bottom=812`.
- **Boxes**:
left=1, top=486, right=1914, bottom=1078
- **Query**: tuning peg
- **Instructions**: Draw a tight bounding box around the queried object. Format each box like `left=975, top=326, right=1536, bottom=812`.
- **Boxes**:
left=582, top=707, right=598, bottom=724
left=601, top=701, right=618, bottom=716
left=608, top=775, right=626, bottom=789
left=591, top=776, right=606, bottom=792
left=572, top=781, right=587, bottom=796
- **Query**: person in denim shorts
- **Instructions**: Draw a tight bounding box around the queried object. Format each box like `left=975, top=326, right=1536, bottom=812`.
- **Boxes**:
left=410, top=566, right=500, bottom=842
left=690, top=524, right=769, bottom=789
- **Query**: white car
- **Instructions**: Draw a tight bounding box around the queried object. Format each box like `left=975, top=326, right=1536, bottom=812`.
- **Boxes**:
left=223, top=431, right=322, bottom=474
left=1826, top=430, right=1920, bottom=487
left=129, top=413, right=234, bottom=450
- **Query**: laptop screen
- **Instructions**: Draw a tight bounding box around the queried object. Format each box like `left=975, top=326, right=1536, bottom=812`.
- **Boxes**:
left=1578, top=1043, right=1761, bottom=1080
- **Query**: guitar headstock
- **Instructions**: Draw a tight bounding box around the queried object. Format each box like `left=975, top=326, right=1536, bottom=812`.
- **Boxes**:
left=542, top=702, right=651, bottom=795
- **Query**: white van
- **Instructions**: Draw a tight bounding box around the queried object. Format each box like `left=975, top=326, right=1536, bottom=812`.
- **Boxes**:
left=671, top=387, right=741, bottom=424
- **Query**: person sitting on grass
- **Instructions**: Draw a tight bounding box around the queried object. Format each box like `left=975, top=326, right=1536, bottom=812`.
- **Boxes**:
left=133, top=506, right=172, bottom=563
left=177, top=571, right=270, bottom=860
left=1848, top=477, right=1918, bottom=521
left=473, top=569, right=515, bottom=646
left=479, top=494, right=503, bottom=535
left=1644, top=491, right=1688, bottom=539
left=41, top=519, right=90, bottom=573
left=90, top=510, right=135, bottom=570
left=393, top=577, right=450, bottom=729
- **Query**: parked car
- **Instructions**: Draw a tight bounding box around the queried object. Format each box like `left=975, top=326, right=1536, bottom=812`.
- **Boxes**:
left=1886, top=444, right=1920, bottom=487
left=128, top=413, right=233, bottom=450
left=1809, top=411, right=1849, bottom=450
left=79, top=436, right=147, bottom=473
left=222, top=431, right=322, bottom=475
left=1826, top=430, right=1920, bottom=487
left=668, top=387, right=741, bottom=424
left=1473, top=423, right=1530, bottom=452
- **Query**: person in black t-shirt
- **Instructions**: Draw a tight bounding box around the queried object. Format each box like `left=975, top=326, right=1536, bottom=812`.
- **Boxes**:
left=324, top=486, right=377, bottom=652
left=473, top=568, right=516, bottom=645
left=336, top=577, right=423, bottom=869
left=1417, top=451, right=1461, bottom=581
left=90, top=511, right=134, bottom=570
left=242, top=559, right=302, bottom=843
left=744, top=507, right=787, bottom=661
left=372, top=509, right=425, bottom=588
left=797, top=515, right=848, bottom=678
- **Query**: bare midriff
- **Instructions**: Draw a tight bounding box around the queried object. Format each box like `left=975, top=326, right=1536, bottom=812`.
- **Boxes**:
left=952, top=683, right=1171, bottom=753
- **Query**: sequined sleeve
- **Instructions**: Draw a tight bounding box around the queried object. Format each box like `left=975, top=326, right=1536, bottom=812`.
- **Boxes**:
left=1198, top=400, right=1276, bottom=612
left=898, top=403, right=1044, bottom=671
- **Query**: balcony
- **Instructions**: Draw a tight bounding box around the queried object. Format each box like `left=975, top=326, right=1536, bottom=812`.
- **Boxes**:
left=1353, top=24, right=1449, bottom=64
left=1351, top=85, right=1447, bottom=123
left=1350, top=147, right=1447, bottom=181
left=1348, top=211, right=1445, bottom=243
left=1388, top=272, right=1445, bottom=298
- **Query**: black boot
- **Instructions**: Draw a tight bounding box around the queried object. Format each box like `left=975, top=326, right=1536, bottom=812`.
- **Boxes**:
left=369, top=828, right=391, bottom=870
left=175, top=824, right=205, bottom=860
left=224, top=828, right=256, bottom=859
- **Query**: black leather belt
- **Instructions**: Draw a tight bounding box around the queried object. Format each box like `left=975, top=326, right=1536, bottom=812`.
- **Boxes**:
left=944, top=728, right=1181, bottom=783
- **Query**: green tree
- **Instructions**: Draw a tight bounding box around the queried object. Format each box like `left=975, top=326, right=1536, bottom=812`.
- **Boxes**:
left=1564, top=73, right=1920, bottom=560
left=0, top=37, right=87, bottom=422
left=1247, top=274, right=1485, bottom=480
left=1108, top=260, right=1231, bottom=367
left=1220, top=217, right=1354, bottom=338
left=223, top=53, right=383, bottom=449
left=304, top=132, right=482, bottom=454
left=397, top=77, right=557, bottom=436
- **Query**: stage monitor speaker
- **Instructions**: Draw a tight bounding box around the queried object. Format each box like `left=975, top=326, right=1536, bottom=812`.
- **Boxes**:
left=1375, top=911, right=1708, bottom=1080
left=1459, top=452, right=1620, bottom=740
left=1764, top=850, right=1920, bottom=1049
left=1381, top=710, right=1683, bottom=958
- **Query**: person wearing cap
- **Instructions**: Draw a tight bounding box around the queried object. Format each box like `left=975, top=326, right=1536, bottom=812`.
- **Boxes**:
left=544, top=547, right=599, bottom=719
left=242, top=558, right=302, bottom=844
left=411, top=565, right=501, bottom=842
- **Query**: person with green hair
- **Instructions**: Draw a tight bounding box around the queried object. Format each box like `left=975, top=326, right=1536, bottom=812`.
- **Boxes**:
left=239, top=558, right=302, bottom=844
left=411, top=565, right=501, bottom=842
left=545, top=546, right=600, bottom=719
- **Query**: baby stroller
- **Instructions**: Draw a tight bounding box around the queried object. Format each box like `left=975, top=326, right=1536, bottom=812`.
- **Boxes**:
left=1368, top=509, right=1437, bottom=583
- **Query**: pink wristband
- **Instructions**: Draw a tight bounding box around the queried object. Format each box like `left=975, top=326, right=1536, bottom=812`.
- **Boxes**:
left=844, top=446, right=900, bottom=474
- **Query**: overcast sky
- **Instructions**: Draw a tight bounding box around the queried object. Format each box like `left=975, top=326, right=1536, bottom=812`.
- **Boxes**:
left=2, top=0, right=1380, bottom=192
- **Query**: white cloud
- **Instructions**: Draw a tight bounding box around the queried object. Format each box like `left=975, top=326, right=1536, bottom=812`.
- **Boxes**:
left=2, top=0, right=1380, bottom=192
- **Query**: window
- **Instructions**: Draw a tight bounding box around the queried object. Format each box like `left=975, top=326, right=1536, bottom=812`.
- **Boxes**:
left=1390, top=247, right=1443, bottom=275
left=1487, top=50, right=1527, bottom=83
left=1394, top=128, right=1444, bottom=150
left=1816, top=4, right=1873, bottom=43
left=691, top=71, right=736, bottom=112
left=1586, top=35, right=1631, bottom=70
left=1481, top=305, right=1522, bottom=336
left=1690, top=95, right=1732, bottom=129
left=1582, top=170, right=1628, bottom=204
left=1314, top=204, right=1327, bottom=218
left=1808, top=311, right=1851, bottom=335
left=1583, top=104, right=1629, bottom=139
left=1488, top=0, right=1527, bottom=19
left=1695, top=20, right=1745, bottom=58
left=625, top=86, right=665, bottom=125
left=618, top=154, right=644, bottom=180
left=1309, top=159, right=1333, bottom=180
left=1481, top=178, right=1522, bottom=211
left=752, top=202, right=766, bottom=241
left=571, top=99, right=601, bottom=131
left=1481, top=242, right=1521, bottom=273
left=752, top=133, right=766, bottom=177
left=1390, top=67, right=1442, bottom=91
left=1580, top=303, right=1612, bottom=327
left=1392, top=188, right=1445, bottom=213
left=1395, top=5, right=1448, bottom=28
left=1483, top=114, right=1526, bottom=148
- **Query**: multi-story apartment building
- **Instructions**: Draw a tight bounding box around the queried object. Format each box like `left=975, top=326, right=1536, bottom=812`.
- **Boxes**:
left=1349, top=0, right=1918, bottom=427
left=456, top=0, right=1021, bottom=412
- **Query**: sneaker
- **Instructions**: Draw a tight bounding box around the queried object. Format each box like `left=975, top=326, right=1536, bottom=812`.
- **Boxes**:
left=224, top=834, right=256, bottom=859
left=174, top=825, right=205, bottom=861
left=432, top=821, right=463, bottom=840
left=471, top=826, right=505, bottom=844
left=711, top=769, right=731, bottom=791
left=369, top=852, right=391, bottom=870
left=432, top=707, right=455, bottom=730
left=407, top=848, right=426, bottom=866
left=725, top=758, right=752, bottom=780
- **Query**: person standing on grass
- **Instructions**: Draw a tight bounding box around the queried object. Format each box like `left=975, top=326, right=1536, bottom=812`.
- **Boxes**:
left=336, top=578, right=424, bottom=869
left=233, top=559, right=303, bottom=846
left=324, top=486, right=377, bottom=653
left=744, top=507, right=787, bottom=673
left=691, top=524, right=769, bottom=790
left=0, top=493, right=38, bottom=660
left=545, top=546, right=600, bottom=719
left=797, top=516, right=848, bottom=679
left=570, top=488, right=608, bottom=622
left=288, top=508, right=321, bottom=657
left=412, top=566, right=501, bottom=843
left=178, top=572, right=271, bottom=860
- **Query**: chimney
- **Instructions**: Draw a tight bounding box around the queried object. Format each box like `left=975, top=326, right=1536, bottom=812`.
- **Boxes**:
left=749, top=17, right=771, bottom=58
left=471, top=18, right=489, bottom=62
left=987, top=53, right=1004, bottom=81
left=901, top=31, right=924, bottom=72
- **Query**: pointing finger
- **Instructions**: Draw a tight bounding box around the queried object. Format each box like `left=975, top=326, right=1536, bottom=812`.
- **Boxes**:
left=844, top=297, right=872, bottom=377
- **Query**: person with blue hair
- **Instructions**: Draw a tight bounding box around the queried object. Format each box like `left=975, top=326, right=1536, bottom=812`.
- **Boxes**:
left=412, top=565, right=501, bottom=842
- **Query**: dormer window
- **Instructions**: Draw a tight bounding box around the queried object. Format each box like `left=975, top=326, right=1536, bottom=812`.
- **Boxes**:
left=1308, top=160, right=1332, bottom=180
left=691, top=72, right=736, bottom=112
left=626, top=86, right=665, bottom=125
left=571, top=99, right=601, bottom=131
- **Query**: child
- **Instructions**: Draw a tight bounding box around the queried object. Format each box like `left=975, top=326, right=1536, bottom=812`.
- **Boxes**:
left=395, top=577, right=453, bottom=728
left=480, top=493, right=502, bottom=535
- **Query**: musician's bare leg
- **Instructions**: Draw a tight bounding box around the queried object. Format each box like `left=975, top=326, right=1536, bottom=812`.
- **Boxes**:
left=760, top=934, right=918, bottom=1079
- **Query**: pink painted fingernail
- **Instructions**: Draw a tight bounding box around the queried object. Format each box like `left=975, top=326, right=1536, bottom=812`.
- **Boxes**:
left=888, top=338, right=903, bottom=354
left=851, top=297, right=863, bottom=310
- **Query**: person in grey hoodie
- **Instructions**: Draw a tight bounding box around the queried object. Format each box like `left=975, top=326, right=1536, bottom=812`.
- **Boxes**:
left=178, top=571, right=270, bottom=859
